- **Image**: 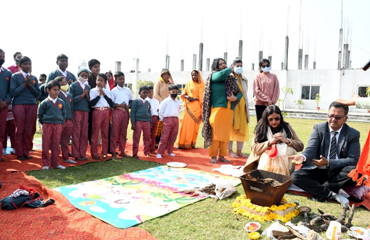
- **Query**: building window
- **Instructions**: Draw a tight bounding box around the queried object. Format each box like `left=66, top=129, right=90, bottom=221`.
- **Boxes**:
left=358, top=86, right=368, bottom=97
left=301, top=86, right=320, bottom=100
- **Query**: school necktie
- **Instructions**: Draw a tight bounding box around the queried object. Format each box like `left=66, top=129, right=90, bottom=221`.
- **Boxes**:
left=329, top=131, right=338, bottom=159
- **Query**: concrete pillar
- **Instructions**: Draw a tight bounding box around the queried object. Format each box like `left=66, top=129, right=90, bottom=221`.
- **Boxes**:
left=346, top=48, right=351, bottom=69
left=252, top=63, right=254, bottom=70
left=192, top=54, right=197, bottom=70
left=206, top=58, right=210, bottom=71
left=284, top=36, right=289, bottom=70
left=224, top=52, right=228, bottom=63
left=133, top=58, right=139, bottom=98
left=181, top=59, right=184, bottom=71
left=298, top=49, right=303, bottom=70
left=343, top=44, right=349, bottom=69
left=268, top=56, right=272, bottom=68
left=338, top=28, right=343, bottom=70
left=115, top=61, right=121, bottom=72
left=165, top=55, right=170, bottom=69
left=198, top=43, right=203, bottom=71
left=281, top=62, right=284, bottom=70
left=238, top=40, right=243, bottom=60
left=313, top=61, right=316, bottom=69
left=258, top=51, right=263, bottom=62
left=304, top=54, right=309, bottom=70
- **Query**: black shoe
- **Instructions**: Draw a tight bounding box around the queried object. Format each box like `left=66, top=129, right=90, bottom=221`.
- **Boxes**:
left=0, top=158, right=4, bottom=162
left=24, top=155, right=33, bottom=159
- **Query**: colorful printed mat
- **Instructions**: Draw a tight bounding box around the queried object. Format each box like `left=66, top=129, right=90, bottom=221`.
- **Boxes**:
left=55, top=166, right=240, bottom=229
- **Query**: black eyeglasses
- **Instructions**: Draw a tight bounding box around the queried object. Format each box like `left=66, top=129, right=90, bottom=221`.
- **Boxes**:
left=328, top=115, right=346, bottom=120
left=268, top=117, right=280, bottom=122
left=262, top=64, right=270, bottom=67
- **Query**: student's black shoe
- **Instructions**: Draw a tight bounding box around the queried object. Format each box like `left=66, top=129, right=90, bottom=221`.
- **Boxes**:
left=24, top=155, right=33, bottom=159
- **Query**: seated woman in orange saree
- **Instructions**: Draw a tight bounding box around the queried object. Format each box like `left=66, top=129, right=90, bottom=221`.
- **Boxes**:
left=178, top=70, right=205, bottom=149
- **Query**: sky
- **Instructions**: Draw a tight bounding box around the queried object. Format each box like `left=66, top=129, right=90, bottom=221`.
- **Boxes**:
left=2, top=0, right=370, bottom=77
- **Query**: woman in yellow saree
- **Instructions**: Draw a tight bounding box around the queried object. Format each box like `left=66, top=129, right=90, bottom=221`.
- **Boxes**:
left=178, top=70, right=205, bottom=149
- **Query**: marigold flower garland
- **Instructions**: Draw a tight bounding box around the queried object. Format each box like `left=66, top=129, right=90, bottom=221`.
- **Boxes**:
left=232, top=195, right=299, bottom=223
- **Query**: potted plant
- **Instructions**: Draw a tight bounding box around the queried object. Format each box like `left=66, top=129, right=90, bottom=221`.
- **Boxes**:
left=314, top=93, right=320, bottom=111
left=295, top=99, right=304, bottom=109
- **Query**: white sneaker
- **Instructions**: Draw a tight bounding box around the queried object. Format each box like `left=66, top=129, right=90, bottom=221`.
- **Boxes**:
left=168, top=153, right=176, bottom=157
left=42, top=166, right=49, bottom=170
left=55, top=165, right=66, bottom=170
left=156, top=154, right=162, bottom=159
left=10, top=149, right=15, bottom=154
left=64, top=159, right=77, bottom=164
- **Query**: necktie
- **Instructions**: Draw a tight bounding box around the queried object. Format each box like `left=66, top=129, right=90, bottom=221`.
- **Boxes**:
left=329, top=131, right=338, bottom=159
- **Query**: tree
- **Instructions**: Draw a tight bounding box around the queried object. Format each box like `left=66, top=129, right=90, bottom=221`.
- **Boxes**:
left=281, top=87, right=293, bottom=112
left=136, top=80, right=154, bottom=89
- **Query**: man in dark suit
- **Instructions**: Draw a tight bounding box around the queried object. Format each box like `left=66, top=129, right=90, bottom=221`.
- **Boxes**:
left=289, top=102, right=360, bottom=208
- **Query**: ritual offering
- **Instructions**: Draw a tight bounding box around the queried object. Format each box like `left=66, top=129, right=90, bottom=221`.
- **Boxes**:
left=232, top=195, right=299, bottom=222
left=245, top=222, right=261, bottom=232
left=239, top=170, right=292, bottom=206
left=248, top=232, right=260, bottom=239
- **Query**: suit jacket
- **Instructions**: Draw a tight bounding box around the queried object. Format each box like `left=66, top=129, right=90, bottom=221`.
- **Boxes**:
left=301, top=122, right=360, bottom=170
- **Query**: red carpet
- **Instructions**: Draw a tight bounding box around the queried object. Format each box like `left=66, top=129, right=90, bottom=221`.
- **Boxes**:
left=0, top=172, right=156, bottom=240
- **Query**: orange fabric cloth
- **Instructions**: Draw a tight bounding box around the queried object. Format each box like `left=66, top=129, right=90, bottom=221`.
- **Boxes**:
left=178, top=72, right=205, bottom=149
left=349, top=127, right=370, bottom=187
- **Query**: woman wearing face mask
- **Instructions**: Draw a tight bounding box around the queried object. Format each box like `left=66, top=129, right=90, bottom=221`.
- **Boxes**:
left=7, top=52, right=22, bottom=74
left=228, top=59, right=250, bottom=158
left=243, top=105, right=303, bottom=176
left=253, top=58, right=280, bottom=122
left=202, top=58, right=243, bottom=164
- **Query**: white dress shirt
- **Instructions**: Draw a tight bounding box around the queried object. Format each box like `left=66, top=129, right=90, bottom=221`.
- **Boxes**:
left=0, top=67, right=3, bottom=73
left=159, top=96, right=181, bottom=121
left=57, top=67, right=68, bottom=77
left=20, top=70, right=31, bottom=78
left=48, top=96, right=58, bottom=104
left=110, top=85, right=132, bottom=105
left=60, top=90, right=68, bottom=98
left=90, top=87, right=111, bottom=107
left=146, top=97, right=159, bottom=116
left=78, top=80, right=87, bottom=90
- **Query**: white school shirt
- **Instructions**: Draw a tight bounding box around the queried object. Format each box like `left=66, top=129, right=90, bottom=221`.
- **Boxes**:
left=48, top=96, right=58, bottom=104
left=57, top=67, right=67, bottom=77
left=0, top=67, right=3, bottom=73
left=20, top=70, right=31, bottom=78
left=90, top=87, right=112, bottom=108
left=110, top=85, right=133, bottom=105
left=146, top=97, right=159, bottom=116
left=158, top=96, right=181, bottom=121
left=60, top=90, right=68, bottom=98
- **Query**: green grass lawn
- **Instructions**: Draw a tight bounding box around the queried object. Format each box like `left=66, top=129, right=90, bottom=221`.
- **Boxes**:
left=28, top=116, right=370, bottom=239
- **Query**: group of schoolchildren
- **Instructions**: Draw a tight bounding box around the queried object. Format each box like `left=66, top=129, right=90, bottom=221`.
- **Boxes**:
left=0, top=49, right=182, bottom=170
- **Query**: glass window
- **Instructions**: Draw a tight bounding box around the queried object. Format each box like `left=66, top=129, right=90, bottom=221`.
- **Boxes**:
left=358, top=86, right=368, bottom=97
left=301, top=86, right=320, bottom=100
left=301, top=86, right=310, bottom=99
left=311, top=86, right=320, bottom=100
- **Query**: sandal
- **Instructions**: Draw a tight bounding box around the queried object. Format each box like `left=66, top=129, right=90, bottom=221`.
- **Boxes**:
left=210, top=157, right=217, bottom=164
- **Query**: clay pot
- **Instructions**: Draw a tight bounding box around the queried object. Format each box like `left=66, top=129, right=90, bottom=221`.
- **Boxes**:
left=316, top=107, right=320, bottom=111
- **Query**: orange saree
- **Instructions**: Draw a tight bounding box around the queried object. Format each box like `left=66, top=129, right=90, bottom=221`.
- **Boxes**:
left=178, top=71, right=205, bottom=149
